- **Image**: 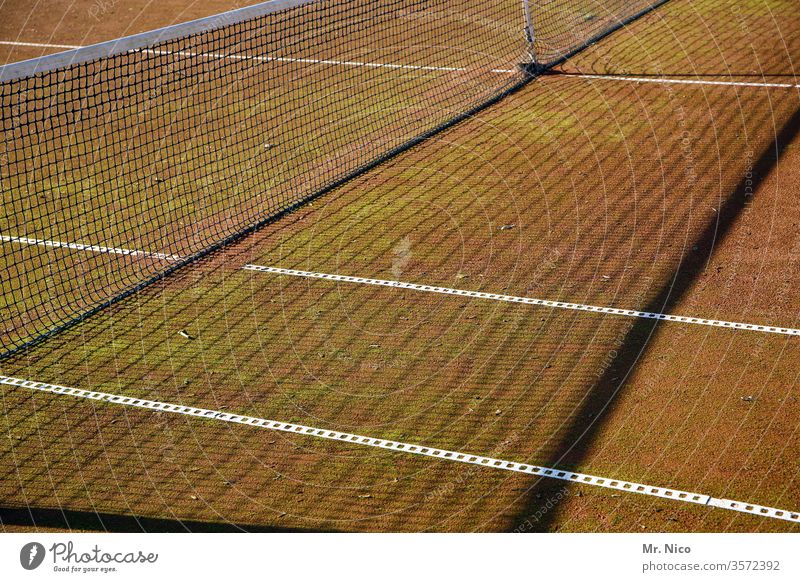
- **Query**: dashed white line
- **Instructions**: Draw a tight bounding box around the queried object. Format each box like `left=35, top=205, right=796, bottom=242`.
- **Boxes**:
left=0, top=235, right=181, bottom=261
left=1, top=374, right=796, bottom=523
left=245, top=265, right=800, bottom=337
left=3, top=231, right=796, bottom=337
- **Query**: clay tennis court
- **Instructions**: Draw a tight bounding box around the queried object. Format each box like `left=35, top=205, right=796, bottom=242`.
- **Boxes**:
left=1, top=0, right=798, bottom=532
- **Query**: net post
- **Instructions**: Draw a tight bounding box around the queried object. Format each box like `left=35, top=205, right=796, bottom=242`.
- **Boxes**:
left=521, top=0, right=541, bottom=76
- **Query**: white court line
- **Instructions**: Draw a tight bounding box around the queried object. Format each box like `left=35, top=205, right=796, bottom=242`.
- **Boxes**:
left=0, top=40, right=515, bottom=75
left=0, top=235, right=181, bottom=261
left=3, top=232, right=797, bottom=338
left=245, top=265, right=800, bottom=337
left=569, top=73, right=800, bottom=90
left=5, top=41, right=799, bottom=87
left=1, top=374, right=796, bottom=523
left=0, top=40, right=81, bottom=50
left=145, top=48, right=516, bottom=74
left=3, top=234, right=797, bottom=337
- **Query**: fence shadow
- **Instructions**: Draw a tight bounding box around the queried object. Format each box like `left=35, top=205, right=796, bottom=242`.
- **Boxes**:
left=515, top=102, right=800, bottom=532
left=0, top=505, right=332, bottom=533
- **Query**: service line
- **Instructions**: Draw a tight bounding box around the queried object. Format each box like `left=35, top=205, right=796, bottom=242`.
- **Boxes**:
left=566, top=73, right=800, bottom=90
left=0, top=40, right=516, bottom=74
left=7, top=41, right=800, bottom=89
left=245, top=265, right=800, bottom=337
left=0, top=374, right=796, bottom=524
left=2, top=231, right=798, bottom=338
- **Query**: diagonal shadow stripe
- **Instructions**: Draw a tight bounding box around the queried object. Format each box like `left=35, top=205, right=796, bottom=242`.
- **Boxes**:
left=0, top=505, right=334, bottom=532
left=514, top=103, right=800, bottom=532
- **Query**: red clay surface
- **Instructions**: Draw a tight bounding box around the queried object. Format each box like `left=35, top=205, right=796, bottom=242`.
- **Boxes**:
left=1, top=0, right=799, bottom=532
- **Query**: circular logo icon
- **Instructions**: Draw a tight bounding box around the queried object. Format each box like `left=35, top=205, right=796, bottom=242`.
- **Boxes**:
left=20, top=542, right=46, bottom=570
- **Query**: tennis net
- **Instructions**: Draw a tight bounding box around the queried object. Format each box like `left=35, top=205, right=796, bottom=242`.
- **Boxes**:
left=0, top=0, right=666, bottom=358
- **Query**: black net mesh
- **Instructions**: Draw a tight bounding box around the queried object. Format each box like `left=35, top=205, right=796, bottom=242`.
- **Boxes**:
left=531, top=0, right=668, bottom=65
left=1, top=0, right=663, bottom=357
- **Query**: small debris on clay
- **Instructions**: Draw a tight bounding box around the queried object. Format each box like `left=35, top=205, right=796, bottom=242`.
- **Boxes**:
left=190, top=495, right=198, bottom=500
left=741, top=395, right=755, bottom=402
left=495, top=409, right=502, bottom=415
left=358, top=494, right=372, bottom=499
left=178, top=329, right=194, bottom=340
left=499, top=224, right=516, bottom=231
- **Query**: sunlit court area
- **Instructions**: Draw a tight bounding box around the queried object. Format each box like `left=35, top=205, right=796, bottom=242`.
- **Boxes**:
left=1, top=0, right=799, bottom=536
